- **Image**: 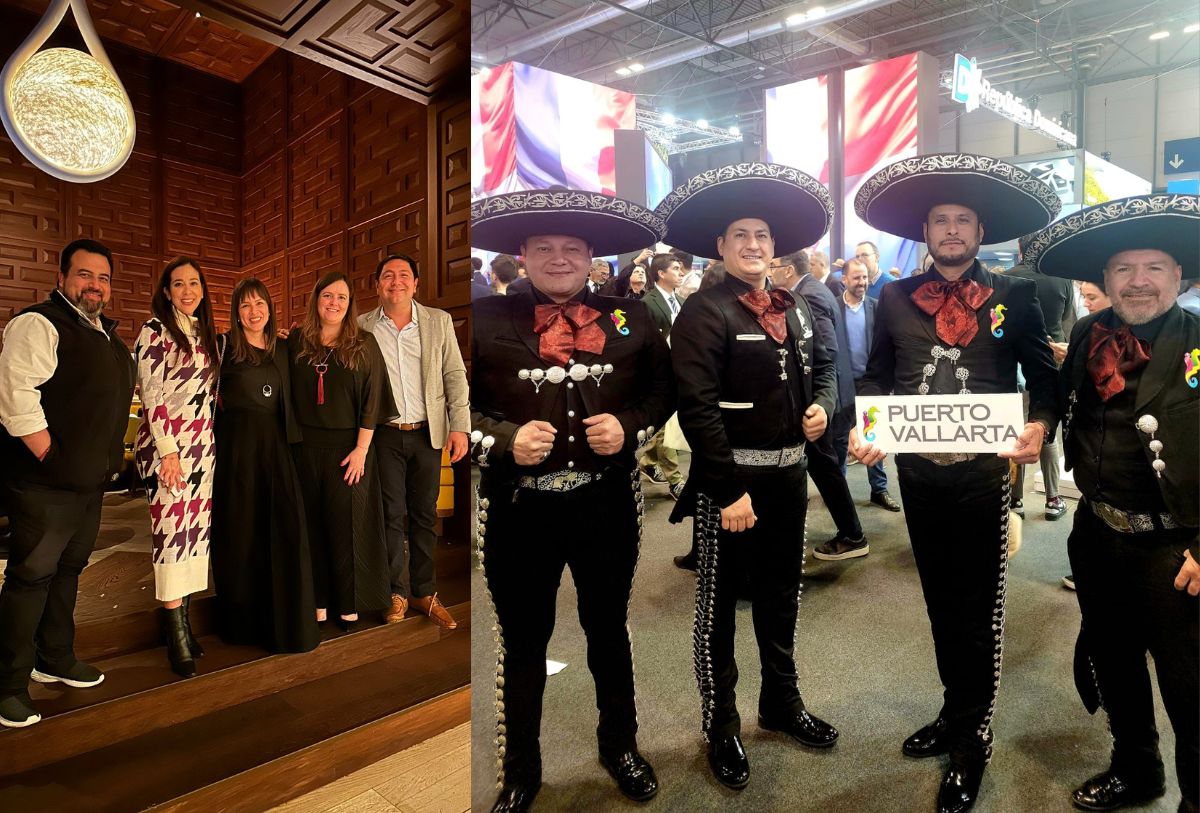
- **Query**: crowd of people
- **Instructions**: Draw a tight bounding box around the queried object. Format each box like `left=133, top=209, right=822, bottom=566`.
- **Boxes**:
left=469, top=163, right=1198, bottom=813
left=0, top=240, right=470, bottom=727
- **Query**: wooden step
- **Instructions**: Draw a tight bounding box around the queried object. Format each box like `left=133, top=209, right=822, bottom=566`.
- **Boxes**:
left=0, top=608, right=470, bottom=812
left=72, top=538, right=472, bottom=664
left=0, top=598, right=469, bottom=776
left=149, top=687, right=471, bottom=813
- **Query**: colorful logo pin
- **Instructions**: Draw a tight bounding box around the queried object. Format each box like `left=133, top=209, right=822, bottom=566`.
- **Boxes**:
left=989, top=303, right=1007, bottom=338
left=862, top=406, right=879, bottom=442
left=1186, top=348, right=1200, bottom=389
left=611, top=309, right=630, bottom=336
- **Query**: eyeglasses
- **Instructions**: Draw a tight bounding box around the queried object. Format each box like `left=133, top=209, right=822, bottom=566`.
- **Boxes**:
left=768, top=263, right=788, bottom=271
left=855, top=252, right=875, bottom=259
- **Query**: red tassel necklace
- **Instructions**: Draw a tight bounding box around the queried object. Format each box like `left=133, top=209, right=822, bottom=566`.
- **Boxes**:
left=314, top=347, right=335, bottom=405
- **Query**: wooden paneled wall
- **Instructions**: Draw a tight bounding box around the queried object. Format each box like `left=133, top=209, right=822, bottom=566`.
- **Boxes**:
left=0, top=38, right=470, bottom=346
left=0, top=34, right=242, bottom=344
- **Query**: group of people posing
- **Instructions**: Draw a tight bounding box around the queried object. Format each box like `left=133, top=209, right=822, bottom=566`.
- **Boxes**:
left=0, top=241, right=470, bottom=727
left=469, top=158, right=1198, bottom=813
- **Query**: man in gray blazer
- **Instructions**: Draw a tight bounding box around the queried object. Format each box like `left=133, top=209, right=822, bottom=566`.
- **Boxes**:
left=824, top=259, right=899, bottom=559
left=638, top=254, right=687, bottom=498
left=360, top=254, right=470, bottom=629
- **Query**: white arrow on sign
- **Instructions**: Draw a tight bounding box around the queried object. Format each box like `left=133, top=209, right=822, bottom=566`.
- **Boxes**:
left=1169, top=154, right=1185, bottom=169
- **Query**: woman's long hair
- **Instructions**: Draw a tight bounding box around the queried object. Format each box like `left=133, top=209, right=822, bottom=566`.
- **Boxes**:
left=299, top=271, right=367, bottom=370
left=151, top=256, right=220, bottom=381
left=228, top=277, right=277, bottom=364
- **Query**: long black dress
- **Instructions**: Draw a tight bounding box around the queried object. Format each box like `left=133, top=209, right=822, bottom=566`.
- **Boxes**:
left=211, top=342, right=320, bottom=653
left=287, top=331, right=393, bottom=618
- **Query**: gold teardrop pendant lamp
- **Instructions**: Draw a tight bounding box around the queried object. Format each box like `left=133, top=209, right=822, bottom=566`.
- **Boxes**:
left=1, top=0, right=136, bottom=182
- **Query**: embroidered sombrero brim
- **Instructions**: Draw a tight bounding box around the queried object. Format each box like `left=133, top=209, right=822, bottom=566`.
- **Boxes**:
left=854, top=153, right=1062, bottom=244
left=654, top=163, right=832, bottom=257
left=471, top=190, right=665, bottom=256
left=1025, top=194, right=1199, bottom=283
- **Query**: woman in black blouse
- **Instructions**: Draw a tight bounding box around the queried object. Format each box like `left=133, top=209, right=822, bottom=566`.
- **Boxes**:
left=212, top=279, right=319, bottom=652
left=288, top=272, right=393, bottom=629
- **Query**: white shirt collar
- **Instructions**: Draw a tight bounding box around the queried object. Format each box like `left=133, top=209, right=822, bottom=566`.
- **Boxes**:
left=378, top=301, right=418, bottom=329
left=655, top=283, right=677, bottom=300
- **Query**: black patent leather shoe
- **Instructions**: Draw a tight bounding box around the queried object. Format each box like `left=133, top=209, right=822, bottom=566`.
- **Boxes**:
left=1070, top=771, right=1165, bottom=811
left=938, top=764, right=984, bottom=813
left=707, top=735, right=750, bottom=790
left=491, top=781, right=541, bottom=813
left=903, top=717, right=949, bottom=758
left=758, top=709, right=839, bottom=748
left=600, top=749, right=658, bottom=801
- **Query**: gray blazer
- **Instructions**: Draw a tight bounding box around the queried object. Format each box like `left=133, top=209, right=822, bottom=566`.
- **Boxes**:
left=358, top=301, right=471, bottom=449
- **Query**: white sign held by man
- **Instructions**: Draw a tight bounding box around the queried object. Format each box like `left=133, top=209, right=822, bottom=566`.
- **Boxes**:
left=855, top=393, right=1025, bottom=453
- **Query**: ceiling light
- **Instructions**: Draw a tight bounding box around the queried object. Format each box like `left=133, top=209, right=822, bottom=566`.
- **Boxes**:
left=1185, top=23, right=1200, bottom=33
left=629, top=63, right=644, bottom=73
left=786, top=13, right=805, bottom=27
left=195, top=11, right=201, bottom=18
left=616, top=66, right=632, bottom=76
left=663, top=113, right=676, bottom=125
left=729, top=126, right=741, bottom=136
left=1, top=0, right=136, bottom=182
left=1148, top=30, right=1170, bottom=40
left=696, top=118, right=709, bottom=128
left=809, top=6, right=826, bottom=18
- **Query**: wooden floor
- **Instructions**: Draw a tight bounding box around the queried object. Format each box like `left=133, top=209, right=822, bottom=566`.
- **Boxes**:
left=269, top=722, right=470, bottom=813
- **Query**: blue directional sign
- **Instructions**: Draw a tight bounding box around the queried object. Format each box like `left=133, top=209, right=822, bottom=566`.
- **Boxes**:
left=1164, top=137, right=1200, bottom=175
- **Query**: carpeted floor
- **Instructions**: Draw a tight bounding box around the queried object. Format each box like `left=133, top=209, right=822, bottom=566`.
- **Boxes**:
left=470, top=458, right=1180, bottom=812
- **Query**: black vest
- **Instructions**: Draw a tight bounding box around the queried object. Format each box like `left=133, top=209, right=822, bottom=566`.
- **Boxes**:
left=2, top=291, right=135, bottom=492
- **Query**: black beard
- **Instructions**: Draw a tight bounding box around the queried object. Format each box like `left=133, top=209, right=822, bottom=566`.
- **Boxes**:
left=929, top=242, right=980, bottom=268
left=70, top=291, right=106, bottom=316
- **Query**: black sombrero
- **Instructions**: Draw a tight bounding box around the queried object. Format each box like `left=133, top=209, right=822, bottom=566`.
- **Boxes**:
left=471, top=189, right=665, bottom=256
left=854, top=153, right=1062, bottom=244
left=1025, top=194, right=1199, bottom=283
left=654, top=163, right=832, bottom=257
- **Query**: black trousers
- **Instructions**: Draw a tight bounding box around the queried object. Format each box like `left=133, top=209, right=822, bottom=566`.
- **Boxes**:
left=895, top=454, right=1010, bottom=767
left=693, top=462, right=809, bottom=740
left=0, top=484, right=101, bottom=695
left=375, top=426, right=442, bottom=598
left=1069, top=505, right=1198, bottom=804
left=481, top=472, right=641, bottom=785
left=807, top=426, right=863, bottom=540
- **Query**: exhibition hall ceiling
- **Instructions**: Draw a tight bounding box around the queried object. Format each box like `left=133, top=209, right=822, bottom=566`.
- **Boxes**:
left=472, top=0, right=1199, bottom=119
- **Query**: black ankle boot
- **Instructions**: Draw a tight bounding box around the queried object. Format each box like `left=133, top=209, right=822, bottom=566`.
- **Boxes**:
left=159, top=606, right=196, bottom=678
left=180, top=595, right=204, bottom=658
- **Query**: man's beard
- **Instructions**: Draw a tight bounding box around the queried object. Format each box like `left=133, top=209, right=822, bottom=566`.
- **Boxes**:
left=929, top=241, right=980, bottom=268
left=1112, top=289, right=1170, bottom=325
left=69, top=289, right=107, bottom=317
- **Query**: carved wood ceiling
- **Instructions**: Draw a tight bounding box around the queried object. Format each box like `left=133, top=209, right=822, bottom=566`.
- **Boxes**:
left=0, top=0, right=467, bottom=102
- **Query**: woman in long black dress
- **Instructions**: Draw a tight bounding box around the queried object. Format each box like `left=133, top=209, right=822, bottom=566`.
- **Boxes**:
left=288, top=271, right=393, bottom=629
left=211, top=278, right=319, bottom=653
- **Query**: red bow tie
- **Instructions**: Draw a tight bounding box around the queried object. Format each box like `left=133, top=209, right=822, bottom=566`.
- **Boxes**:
left=1087, top=321, right=1150, bottom=402
left=910, top=278, right=993, bottom=347
left=533, top=302, right=607, bottom=366
left=737, top=287, right=795, bottom=345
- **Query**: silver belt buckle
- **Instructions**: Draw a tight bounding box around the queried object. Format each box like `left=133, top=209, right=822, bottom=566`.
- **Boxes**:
left=1092, top=500, right=1133, bottom=533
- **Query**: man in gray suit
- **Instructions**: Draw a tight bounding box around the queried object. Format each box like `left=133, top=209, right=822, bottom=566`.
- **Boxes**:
left=360, top=254, right=470, bottom=629
left=823, top=259, right=899, bottom=560
left=639, top=253, right=687, bottom=498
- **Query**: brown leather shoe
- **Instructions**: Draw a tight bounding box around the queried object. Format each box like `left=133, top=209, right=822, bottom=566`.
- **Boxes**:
left=384, top=594, right=408, bottom=624
left=411, top=593, right=457, bottom=630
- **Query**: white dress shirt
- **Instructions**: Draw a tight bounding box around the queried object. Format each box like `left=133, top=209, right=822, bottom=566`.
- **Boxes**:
left=368, top=302, right=427, bottom=425
left=0, top=292, right=105, bottom=437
